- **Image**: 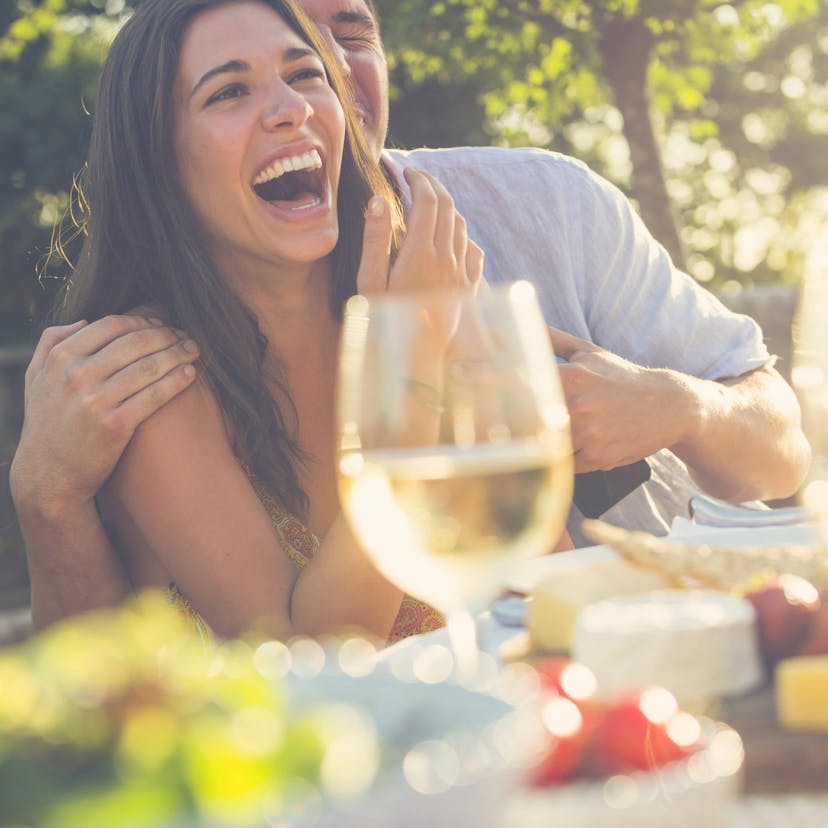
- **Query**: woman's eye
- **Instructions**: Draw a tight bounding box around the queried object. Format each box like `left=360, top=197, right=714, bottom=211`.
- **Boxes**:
left=289, top=68, right=325, bottom=84
left=206, top=84, right=246, bottom=106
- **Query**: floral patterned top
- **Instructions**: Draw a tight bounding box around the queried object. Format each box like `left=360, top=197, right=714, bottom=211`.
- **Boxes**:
left=248, top=477, right=444, bottom=645
left=169, top=475, right=444, bottom=645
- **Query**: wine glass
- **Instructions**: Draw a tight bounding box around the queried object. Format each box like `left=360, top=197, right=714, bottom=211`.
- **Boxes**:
left=337, top=281, right=573, bottom=677
left=792, top=262, right=828, bottom=541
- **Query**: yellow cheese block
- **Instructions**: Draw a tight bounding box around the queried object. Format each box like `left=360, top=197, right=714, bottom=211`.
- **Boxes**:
left=776, top=655, right=828, bottom=732
left=526, top=558, right=672, bottom=653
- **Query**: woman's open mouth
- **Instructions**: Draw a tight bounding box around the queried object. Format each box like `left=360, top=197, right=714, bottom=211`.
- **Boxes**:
left=252, top=148, right=327, bottom=211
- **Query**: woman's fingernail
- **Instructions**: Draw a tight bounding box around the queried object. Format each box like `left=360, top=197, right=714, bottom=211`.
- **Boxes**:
left=182, top=339, right=199, bottom=354
left=148, top=317, right=164, bottom=326
left=368, top=196, right=385, bottom=217
left=174, top=328, right=188, bottom=338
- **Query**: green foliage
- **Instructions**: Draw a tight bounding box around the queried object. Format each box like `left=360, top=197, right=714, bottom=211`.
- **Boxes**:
left=0, top=0, right=827, bottom=341
left=378, top=0, right=828, bottom=288
left=0, top=0, right=131, bottom=343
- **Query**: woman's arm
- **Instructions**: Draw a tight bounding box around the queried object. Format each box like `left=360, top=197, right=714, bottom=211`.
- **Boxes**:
left=105, top=378, right=403, bottom=641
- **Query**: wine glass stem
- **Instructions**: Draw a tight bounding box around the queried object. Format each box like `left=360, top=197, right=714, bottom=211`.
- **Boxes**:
left=446, top=610, right=480, bottom=682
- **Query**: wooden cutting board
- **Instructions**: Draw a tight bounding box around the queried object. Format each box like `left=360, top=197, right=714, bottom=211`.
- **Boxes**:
left=719, top=685, right=828, bottom=794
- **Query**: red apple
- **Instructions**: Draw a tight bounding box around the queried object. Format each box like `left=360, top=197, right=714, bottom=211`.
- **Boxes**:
left=797, top=593, right=828, bottom=655
left=596, top=687, right=699, bottom=773
left=529, top=659, right=602, bottom=786
left=534, top=658, right=599, bottom=706
left=745, top=574, right=821, bottom=664
left=535, top=656, right=598, bottom=720
left=529, top=695, right=589, bottom=786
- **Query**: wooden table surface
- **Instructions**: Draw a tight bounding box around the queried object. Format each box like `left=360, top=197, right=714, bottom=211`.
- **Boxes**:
left=720, top=685, right=828, bottom=795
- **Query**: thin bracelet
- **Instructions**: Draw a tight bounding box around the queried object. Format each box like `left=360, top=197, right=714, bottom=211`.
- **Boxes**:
left=401, top=377, right=445, bottom=414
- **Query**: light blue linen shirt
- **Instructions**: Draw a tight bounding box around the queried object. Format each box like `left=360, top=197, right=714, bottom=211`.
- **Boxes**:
left=383, top=146, right=772, bottom=543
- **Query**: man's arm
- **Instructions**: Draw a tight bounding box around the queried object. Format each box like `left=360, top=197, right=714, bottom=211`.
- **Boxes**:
left=9, top=316, right=199, bottom=629
left=549, top=327, right=810, bottom=503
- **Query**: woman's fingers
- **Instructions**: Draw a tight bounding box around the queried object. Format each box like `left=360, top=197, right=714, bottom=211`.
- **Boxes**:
left=465, top=240, right=484, bottom=288
left=356, top=195, right=392, bottom=295
left=403, top=167, right=442, bottom=250
left=421, top=171, right=458, bottom=258
left=390, top=166, right=483, bottom=296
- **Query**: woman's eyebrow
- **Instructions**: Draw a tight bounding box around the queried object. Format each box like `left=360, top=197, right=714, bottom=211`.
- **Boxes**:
left=190, top=59, right=250, bottom=100
left=188, top=48, right=319, bottom=101
left=283, top=46, right=319, bottom=63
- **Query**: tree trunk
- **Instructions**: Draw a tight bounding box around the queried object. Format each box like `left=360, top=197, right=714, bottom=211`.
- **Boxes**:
left=597, top=16, right=687, bottom=271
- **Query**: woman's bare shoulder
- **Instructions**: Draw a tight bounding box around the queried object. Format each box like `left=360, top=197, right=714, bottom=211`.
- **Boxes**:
left=135, top=373, right=223, bottom=437
left=110, top=375, right=233, bottom=497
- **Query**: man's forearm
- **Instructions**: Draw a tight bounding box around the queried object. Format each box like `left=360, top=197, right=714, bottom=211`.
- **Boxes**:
left=16, top=498, right=131, bottom=630
left=8, top=317, right=199, bottom=630
left=671, top=365, right=810, bottom=503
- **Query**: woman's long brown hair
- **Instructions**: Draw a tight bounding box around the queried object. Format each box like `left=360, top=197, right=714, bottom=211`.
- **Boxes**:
left=55, top=0, right=403, bottom=517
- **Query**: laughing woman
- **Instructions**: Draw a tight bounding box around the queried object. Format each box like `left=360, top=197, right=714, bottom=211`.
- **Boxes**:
left=58, top=0, right=482, bottom=642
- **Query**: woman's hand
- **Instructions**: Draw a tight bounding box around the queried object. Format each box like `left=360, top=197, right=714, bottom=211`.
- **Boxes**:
left=356, top=167, right=483, bottom=297
left=390, top=167, right=483, bottom=293
left=356, top=168, right=483, bottom=358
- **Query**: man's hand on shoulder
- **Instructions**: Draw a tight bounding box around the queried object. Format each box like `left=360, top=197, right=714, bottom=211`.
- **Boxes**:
left=10, top=315, right=199, bottom=524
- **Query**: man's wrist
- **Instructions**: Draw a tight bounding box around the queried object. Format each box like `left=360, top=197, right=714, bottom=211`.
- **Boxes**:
left=11, top=473, right=97, bottom=541
left=655, top=368, right=709, bottom=452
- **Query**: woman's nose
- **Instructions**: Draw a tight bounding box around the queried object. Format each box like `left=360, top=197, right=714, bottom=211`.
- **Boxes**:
left=260, top=82, right=313, bottom=131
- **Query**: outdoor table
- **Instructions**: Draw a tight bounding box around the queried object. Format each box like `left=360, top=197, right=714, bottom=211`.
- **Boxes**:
left=385, top=522, right=828, bottom=826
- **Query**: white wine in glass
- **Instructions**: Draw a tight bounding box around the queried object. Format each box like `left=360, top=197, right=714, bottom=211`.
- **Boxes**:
left=337, top=282, right=573, bottom=675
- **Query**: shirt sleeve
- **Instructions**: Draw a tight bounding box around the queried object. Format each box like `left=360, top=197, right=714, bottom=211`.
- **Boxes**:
left=567, top=161, right=772, bottom=380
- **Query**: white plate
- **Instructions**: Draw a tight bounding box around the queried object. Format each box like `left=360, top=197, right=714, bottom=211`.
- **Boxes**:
left=283, top=651, right=542, bottom=828
left=665, top=522, right=820, bottom=548
left=505, top=544, right=618, bottom=594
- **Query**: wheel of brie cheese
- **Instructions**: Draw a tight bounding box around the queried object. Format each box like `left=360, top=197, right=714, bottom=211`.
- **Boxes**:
left=572, top=589, right=764, bottom=705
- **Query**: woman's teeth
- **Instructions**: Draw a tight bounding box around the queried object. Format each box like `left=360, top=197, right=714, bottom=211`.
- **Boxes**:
left=253, top=149, right=322, bottom=186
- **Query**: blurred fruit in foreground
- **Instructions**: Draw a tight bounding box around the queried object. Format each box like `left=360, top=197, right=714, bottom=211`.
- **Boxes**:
left=776, top=655, right=828, bottom=732
left=0, top=592, right=376, bottom=828
left=797, top=593, right=828, bottom=656
left=743, top=574, right=821, bottom=664
left=528, top=660, right=702, bottom=787
left=529, top=695, right=589, bottom=786
left=596, top=686, right=701, bottom=773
